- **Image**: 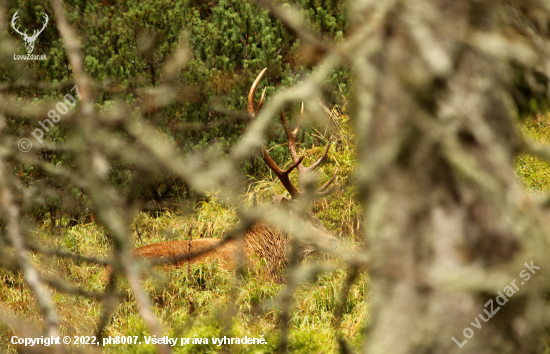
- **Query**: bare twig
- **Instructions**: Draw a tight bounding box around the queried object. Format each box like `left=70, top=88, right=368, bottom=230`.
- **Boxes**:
left=0, top=122, right=62, bottom=346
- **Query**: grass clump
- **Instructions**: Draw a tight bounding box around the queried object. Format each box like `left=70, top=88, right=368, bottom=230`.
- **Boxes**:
left=516, top=112, right=550, bottom=193
left=8, top=108, right=550, bottom=354
left=0, top=104, right=368, bottom=353
left=0, top=206, right=369, bottom=353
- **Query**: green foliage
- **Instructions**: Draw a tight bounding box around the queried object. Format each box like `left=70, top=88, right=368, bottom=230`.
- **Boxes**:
left=515, top=113, right=550, bottom=193
left=0, top=202, right=368, bottom=353
left=2, top=0, right=349, bottom=223
left=286, top=0, right=348, bottom=35
left=513, top=66, right=550, bottom=120
left=0, top=2, right=357, bottom=349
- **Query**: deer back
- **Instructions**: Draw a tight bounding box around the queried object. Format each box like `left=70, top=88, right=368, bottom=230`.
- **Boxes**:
left=124, top=68, right=339, bottom=282
left=132, top=238, right=238, bottom=269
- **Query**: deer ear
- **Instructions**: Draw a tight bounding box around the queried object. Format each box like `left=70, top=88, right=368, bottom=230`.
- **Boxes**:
left=272, top=195, right=291, bottom=205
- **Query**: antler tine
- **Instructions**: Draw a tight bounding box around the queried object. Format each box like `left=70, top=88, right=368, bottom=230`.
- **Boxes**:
left=11, top=10, right=18, bottom=23
left=39, top=13, right=48, bottom=33
left=11, top=11, right=25, bottom=37
left=261, top=149, right=303, bottom=197
left=256, top=87, right=266, bottom=113
left=279, top=101, right=335, bottom=194
left=302, top=137, right=331, bottom=172
left=316, top=168, right=338, bottom=194
left=279, top=110, right=301, bottom=162
left=298, top=102, right=304, bottom=135
left=248, top=68, right=302, bottom=197
left=248, top=67, right=268, bottom=117
left=296, top=139, right=332, bottom=192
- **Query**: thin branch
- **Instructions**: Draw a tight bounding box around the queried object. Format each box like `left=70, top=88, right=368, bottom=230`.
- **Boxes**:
left=41, top=275, right=113, bottom=300
left=0, top=126, right=62, bottom=343
left=25, top=243, right=110, bottom=266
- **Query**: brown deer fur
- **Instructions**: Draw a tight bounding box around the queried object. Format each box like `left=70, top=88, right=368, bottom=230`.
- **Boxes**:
left=131, top=207, right=336, bottom=281
left=129, top=69, right=338, bottom=282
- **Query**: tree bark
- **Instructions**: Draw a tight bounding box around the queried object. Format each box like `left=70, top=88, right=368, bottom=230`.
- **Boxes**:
left=349, top=1, right=550, bottom=353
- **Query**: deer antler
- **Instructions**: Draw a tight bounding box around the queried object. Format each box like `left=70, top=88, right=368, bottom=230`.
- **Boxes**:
left=248, top=69, right=337, bottom=198
left=248, top=68, right=303, bottom=197
left=11, top=11, right=27, bottom=39
left=11, top=11, right=48, bottom=54
left=29, top=13, right=49, bottom=41
left=279, top=107, right=337, bottom=193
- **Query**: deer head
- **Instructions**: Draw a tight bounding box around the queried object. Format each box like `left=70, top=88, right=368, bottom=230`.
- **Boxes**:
left=248, top=68, right=337, bottom=202
left=11, top=10, right=49, bottom=54
left=248, top=68, right=339, bottom=254
left=127, top=69, right=340, bottom=283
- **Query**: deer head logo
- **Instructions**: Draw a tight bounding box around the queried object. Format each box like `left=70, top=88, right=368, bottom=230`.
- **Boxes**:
left=11, top=10, right=48, bottom=54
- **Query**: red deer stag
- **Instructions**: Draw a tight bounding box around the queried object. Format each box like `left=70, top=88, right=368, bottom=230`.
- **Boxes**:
left=131, top=68, right=338, bottom=282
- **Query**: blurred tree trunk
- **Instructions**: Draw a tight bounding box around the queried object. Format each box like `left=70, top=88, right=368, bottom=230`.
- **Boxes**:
left=349, top=1, right=549, bottom=353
